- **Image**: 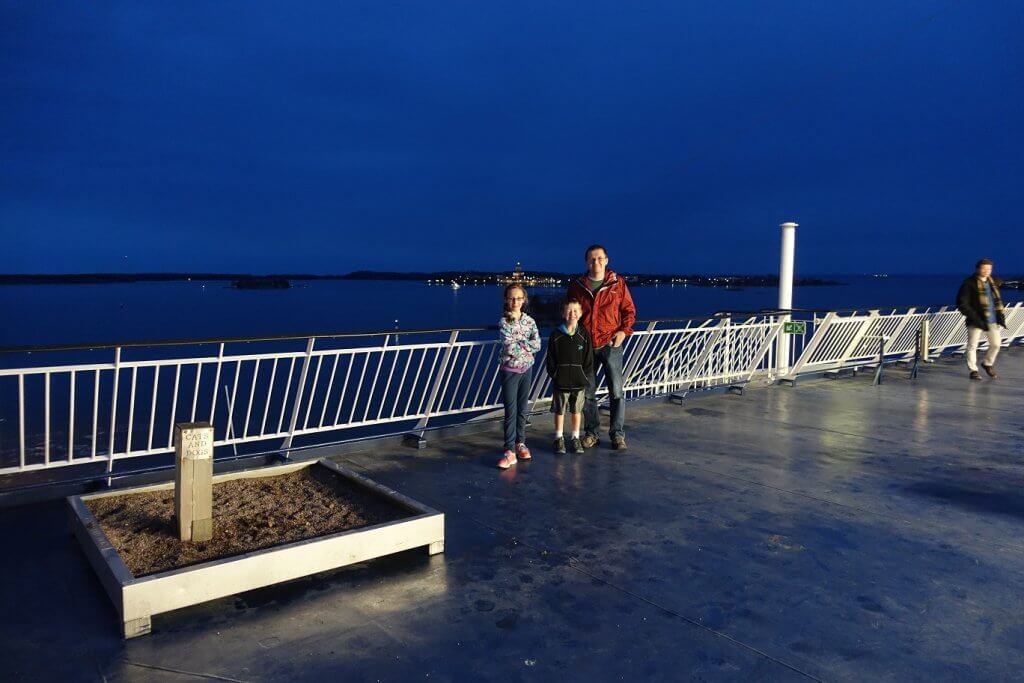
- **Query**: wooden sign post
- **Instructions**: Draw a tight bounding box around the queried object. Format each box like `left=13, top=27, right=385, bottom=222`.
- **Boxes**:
left=174, top=422, right=214, bottom=542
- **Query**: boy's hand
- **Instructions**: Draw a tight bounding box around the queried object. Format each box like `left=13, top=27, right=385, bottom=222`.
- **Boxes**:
left=611, top=331, right=626, bottom=347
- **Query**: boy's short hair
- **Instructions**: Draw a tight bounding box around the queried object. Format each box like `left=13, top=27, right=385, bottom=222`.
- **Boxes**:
left=584, top=244, right=607, bottom=259
left=975, top=258, right=994, bottom=268
left=562, top=298, right=583, bottom=311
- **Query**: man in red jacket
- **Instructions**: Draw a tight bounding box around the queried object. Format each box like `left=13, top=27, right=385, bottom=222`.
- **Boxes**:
left=567, top=244, right=637, bottom=450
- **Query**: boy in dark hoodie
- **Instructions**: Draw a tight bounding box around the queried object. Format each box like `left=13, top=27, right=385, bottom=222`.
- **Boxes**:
left=546, top=299, right=594, bottom=454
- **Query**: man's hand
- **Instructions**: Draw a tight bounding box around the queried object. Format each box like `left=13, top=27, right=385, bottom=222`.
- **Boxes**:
left=611, top=331, right=626, bottom=348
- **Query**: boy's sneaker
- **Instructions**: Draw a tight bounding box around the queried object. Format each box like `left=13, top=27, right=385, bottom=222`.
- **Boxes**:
left=516, top=442, right=532, bottom=460
left=969, top=371, right=982, bottom=381
left=983, top=364, right=998, bottom=379
left=553, top=437, right=566, bottom=454
left=498, top=450, right=517, bottom=469
left=612, top=435, right=628, bottom=451
left=570, top=437, right=584, bottom=454
left=580, top=433, right=599, bottom=449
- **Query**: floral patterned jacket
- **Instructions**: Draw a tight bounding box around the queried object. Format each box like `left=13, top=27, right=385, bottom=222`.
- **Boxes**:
left=499, top=313, right=542, bottom=373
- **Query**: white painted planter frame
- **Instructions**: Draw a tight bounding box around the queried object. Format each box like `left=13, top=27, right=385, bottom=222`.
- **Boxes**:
left=68, top=459, right=445, bottom=638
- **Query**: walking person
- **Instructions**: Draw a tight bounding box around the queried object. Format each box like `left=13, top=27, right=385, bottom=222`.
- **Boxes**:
left=546, top=299, right=594, bottom=454
left=956, top=258, right=1007, bottom=380
left=568, top=244, right=636, bottom=450
left=497, top=284, right=542, bottom=469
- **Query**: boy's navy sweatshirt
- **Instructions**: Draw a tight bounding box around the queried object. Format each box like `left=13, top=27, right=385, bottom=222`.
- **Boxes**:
left=546, top=323, right=594, bottom=391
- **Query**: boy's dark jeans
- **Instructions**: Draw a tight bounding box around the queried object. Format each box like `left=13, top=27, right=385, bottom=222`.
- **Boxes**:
left=501, top=367, right=533, bottom=450
left=584, top=344, right=625, bottom=438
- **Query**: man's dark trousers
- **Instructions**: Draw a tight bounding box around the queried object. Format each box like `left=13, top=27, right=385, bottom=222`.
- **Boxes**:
left=584, top=344, right=624, bottom=438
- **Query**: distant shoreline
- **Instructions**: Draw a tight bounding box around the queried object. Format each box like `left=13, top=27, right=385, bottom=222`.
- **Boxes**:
left=0, top=272, right=846, bottom=287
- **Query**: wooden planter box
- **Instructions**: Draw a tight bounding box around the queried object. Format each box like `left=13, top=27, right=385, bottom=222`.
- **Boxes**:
left=68, top=459, right=444, bottom=638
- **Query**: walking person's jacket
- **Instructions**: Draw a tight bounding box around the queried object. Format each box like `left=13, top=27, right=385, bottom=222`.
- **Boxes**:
left=568, top=269, right=637, bottom=349
left=546, top=324, right=594, bottom=391
left=956, top=276, right=1007, bottom=330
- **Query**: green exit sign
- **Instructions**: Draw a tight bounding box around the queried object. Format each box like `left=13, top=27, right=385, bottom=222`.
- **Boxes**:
left=783, top=321, right=806, bottom=335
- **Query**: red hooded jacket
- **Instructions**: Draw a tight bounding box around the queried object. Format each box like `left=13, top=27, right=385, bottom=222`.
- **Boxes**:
left=567, top=269, right=637, bottom=349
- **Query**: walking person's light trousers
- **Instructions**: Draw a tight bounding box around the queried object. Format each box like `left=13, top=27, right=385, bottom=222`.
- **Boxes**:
left=966, top=326, right=1003, bottom=372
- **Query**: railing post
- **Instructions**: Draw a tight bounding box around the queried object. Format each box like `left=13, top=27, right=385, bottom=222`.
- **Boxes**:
left=280, top=337, right=316, bottom=459
left=910, top=328, right=922, bottom=380
left=105, top=346, right=122, bottom=485
left=405, top=330, right=460, bottom=449
left=872, top=335, right=888, bottom=386
left=920, top=319, right=931, bottom=362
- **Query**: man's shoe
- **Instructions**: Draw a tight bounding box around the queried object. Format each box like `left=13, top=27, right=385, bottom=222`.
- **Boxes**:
left=983, top=364, right=998, bottom=379
left=612, top=435, right=627, bottom=451
left=580, top=434, right=599, bottom=449
left=570, top=437, right=584, bottom=454
left=553, top=437, right=566, bottom=454
left=969, top=371, right=982, bottom=381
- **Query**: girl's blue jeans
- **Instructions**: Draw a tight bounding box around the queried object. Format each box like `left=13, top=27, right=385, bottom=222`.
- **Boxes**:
left=500, top=367, right=532, bottom=450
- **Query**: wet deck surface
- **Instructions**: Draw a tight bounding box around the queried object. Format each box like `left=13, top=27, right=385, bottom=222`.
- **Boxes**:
left=3, top=350, right=1024, bottom=682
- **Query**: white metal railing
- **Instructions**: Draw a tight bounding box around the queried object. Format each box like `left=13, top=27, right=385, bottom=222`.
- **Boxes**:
left=2, top=303, right=1023, bottom=477
left=785, top=302, right=1024, bottom=379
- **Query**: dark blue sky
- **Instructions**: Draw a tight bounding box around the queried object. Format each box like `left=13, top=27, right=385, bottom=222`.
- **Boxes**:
left=2, top=1, right=1022, bottom=275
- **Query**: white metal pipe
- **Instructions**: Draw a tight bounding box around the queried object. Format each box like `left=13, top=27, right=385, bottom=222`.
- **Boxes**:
left=333, top=356, right=355, bottom=426
left=319, top=354, right=340, bottom=428
left=403, top=349, right=428, bottom=417
left=168, top=364, right=181, bottom=447
left=777, top=221, right=798, bottom=372
left=278, top=358, right=296, bottom=434
left=261, top=358, right=278, bottom=436
left=68, top=371, right=76, bottom=461
left=108, top=348, right=121, bottom=462
left=126, top=367, right=138, bottom=454
left=18, top=375, right=25, bottom=469
left=209, top=343, right=225, bottom=423
left=244, top=359, right=260, bottom=438
left=92, top=369, right=100, bottom=458
left=147, top=367, right=159, bottom=452
left=349, top=351, right=370, bottom=423
left=190, top=362, right=202, bottom=422
left=376, top=351, right=400, bottom=420
left=228, top=360, right=241, bottom=434
left=304, top=355, right=324, bottom=428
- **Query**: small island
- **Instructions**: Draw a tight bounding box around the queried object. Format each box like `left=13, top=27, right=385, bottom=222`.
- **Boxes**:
left=1001, top=278, right=1023, bottom=290
left=232, top=276, right=291, bottom=290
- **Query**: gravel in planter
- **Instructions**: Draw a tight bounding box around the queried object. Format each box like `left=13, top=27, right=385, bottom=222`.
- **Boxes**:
left=86, top=466, right=412, bottom=577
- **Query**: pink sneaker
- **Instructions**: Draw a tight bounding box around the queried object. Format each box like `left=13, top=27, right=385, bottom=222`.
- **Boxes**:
left=516, top=442, right=532, bottom=460
left=498, top=450, right=517, bottom=469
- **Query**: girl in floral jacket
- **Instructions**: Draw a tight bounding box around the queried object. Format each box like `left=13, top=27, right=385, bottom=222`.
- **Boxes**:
left=497, top=284, right=542, bottom=469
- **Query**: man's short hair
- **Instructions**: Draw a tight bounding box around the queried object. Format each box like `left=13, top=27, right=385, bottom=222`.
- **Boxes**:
left=976, top=258, right=994, bottom=269
left=584, top=244, right=607, bottom=259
